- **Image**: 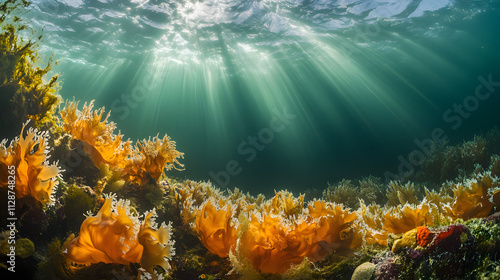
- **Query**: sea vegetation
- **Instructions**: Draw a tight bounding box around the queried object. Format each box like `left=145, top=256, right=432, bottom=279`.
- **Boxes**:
left=323, top=176, right=385, bottom=209
left=1, top=1, right=500, bottom=279
left=407, top=128, right=500, bottom=185
left=59, top=99, right=184, bottom=186
left=0, top=120, right=62, bottom=206
left=63, top=195, right=175, bottom=279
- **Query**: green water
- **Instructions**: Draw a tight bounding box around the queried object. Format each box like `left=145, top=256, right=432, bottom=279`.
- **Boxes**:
left=27, top=0, right=500, bottom=194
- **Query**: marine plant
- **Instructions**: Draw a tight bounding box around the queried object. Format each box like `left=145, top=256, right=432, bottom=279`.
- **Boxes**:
left=2, top=1, right=499, bottom=279
left=323, top=179, right=358, bottom=209
left=407, top=128, right=500, bottom=185
left=170, top=167, right=500, bottom=276
left=194, top=198, right=238, bottom=258
left=0, top=0, right=61, bottom=137
left=63, top=195, right=175, bottom=278
left=443, top=172, right=499, bottom=221
left=358, top=176, right=385, bottom=205
left=385, top=181, right=421, bottom=207
left=0, top=120, right=61, bottom=206
left=323, top=177, right=385, bottom=209
left=182, top=184, right=364, bottom=274
left=0, top=231, right=34, bottom=258
left=357, top=201, right=388, bottom=246
left=382, top=200, right=433, bottom=236
left=60, top=99, right=184, bottom=185
left=62, top=183, right=95, bottom=232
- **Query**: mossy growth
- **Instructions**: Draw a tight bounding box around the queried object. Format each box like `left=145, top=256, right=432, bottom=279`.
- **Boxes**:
left=465, top=216, right=500, bottom=254
left=473, top=258, right=500, bottom=280
left=120, top=181, right=167, bottom=211
left=36, top=237, right=75, bottom=280
left=37, top=235, right=141, bottom=280
left=0, top=0, right=61, bottom=138
left=63, top=184, right=94, bottom=233
left=282, top=258, right=315, bottom=280
left=169, top=247, right=235, bottom=280
left=14, top=238, right=34, bottom=258
left=396, top=226, right=479, bottom=280
left=314, top=250, right=373, bottom=280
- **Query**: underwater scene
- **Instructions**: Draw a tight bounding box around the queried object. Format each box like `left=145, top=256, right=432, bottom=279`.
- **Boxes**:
left=1, top=0, right=500, bottom=279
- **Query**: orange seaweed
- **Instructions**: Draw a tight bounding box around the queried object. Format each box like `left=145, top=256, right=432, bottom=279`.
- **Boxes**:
left=63, top=196, right=174, bottom=276
left=0, top=121, right=61, bottom=205
left=60, top=99, right=183, bottom=185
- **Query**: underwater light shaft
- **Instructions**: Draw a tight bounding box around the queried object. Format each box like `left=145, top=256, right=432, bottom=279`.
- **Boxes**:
left=25, top=0, right=500, bottom=192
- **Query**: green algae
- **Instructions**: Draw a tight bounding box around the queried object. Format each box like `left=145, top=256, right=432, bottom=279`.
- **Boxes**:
left=36, top=237, right=74, bottom=280
left=0, top=0, right=61, bottom=137
left=63, top=184, right=94, bottom=233
left=0, top=232, right=34, bottom=258
left=465, top=217, right=500, bottom=248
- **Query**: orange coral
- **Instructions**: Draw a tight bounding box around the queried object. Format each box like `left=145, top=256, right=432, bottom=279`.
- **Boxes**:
left=234, top=200, right=363, bottom=274
left=63, top=196, right=174, bottom=276
left=60, top=99, right=184, bottom=185
left=443, top=173, right=497, bottom=220
left=178, top=173, right=500, bottom=275
left=139, top=210, right=176, bottom=273
left=0, top=121, right=61, bottom=205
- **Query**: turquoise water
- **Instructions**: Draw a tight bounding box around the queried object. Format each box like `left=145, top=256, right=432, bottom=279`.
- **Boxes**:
left=28, top=0, right=500, bottom=194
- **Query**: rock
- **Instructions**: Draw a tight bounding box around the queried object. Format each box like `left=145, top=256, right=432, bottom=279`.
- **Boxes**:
left=374, top=258, right=399, bottom=280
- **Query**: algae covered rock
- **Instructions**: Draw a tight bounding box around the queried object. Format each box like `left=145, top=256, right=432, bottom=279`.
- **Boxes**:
left=0, top=235, right=34, bottom=258
left=14, top=238, right=35, bottom=258
left=351, top=262, right=375, bottom=280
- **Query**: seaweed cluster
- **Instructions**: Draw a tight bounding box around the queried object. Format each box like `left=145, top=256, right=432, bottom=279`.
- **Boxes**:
left=171, top=164, right=499, bottom=276
left=1, top=1, right=500, bottom=279
left=63, top=195, right=175, bottom=279
left=0, top=120, right=62, bottom=206
left=407, top=130, right=500, bottom=185
left=178, top=187, right=364, bottom=274
left=0, top=0, right=60, bottom=138
left=60, top=99, right=184, bottom=186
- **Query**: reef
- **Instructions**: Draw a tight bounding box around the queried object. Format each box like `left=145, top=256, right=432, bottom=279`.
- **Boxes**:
left=0, top=0, right=61, bottom=138
left=1, top=1, right=500, bottom=279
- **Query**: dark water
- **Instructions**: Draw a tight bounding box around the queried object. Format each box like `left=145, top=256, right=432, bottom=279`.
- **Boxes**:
left=26, top=0, right=500, bottom=195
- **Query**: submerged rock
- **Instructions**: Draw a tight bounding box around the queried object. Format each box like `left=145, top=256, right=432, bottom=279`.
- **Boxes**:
left=351, top=262, right=375, bottom=280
